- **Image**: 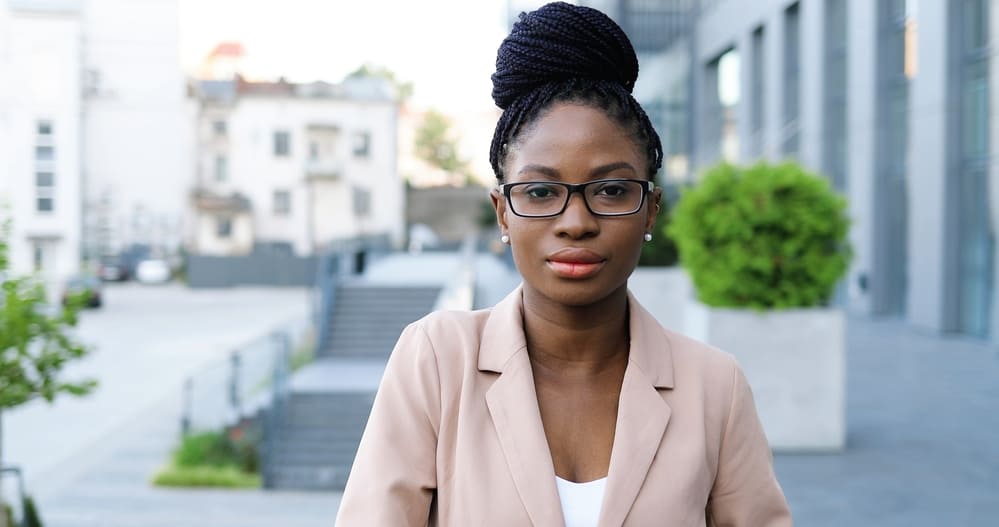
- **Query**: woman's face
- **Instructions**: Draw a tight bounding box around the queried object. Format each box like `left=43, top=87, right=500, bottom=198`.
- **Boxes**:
left=492, top=102, right=661, bottom=308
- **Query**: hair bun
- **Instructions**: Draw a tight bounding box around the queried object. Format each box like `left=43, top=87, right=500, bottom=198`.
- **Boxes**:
left=491, top=1, right=639, bottom=110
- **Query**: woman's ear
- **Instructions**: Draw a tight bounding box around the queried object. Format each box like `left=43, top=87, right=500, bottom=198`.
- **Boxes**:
left=645, top=187, right=663, bottom=233
left=490, top=187, right=510, bottom=233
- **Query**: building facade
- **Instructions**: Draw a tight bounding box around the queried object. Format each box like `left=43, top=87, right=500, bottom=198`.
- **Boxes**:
left=81, top=0, right=190, bottom=261
left=586, top=0, right=998, bottom=341
left=0, top=0, right=189, bottom=284
left=189, top=77, right=403, bottom=257
left=0, top=0, right=84, bottom=286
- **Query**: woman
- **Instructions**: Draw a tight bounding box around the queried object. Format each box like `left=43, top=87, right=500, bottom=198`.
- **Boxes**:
left=336, top=3, right=791, bottom=526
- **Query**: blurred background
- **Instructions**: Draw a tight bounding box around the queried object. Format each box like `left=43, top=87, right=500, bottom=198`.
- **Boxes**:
left=0, top=0, right=996, bottom=526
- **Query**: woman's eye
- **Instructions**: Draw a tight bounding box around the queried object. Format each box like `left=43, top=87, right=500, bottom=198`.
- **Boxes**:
left=595, top=184, right=628, bottom=197
left=524, top=185, right=559, bottom=199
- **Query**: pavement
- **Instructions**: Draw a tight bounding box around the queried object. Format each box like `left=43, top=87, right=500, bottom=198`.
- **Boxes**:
left=14, top=278, right=999, bottom=526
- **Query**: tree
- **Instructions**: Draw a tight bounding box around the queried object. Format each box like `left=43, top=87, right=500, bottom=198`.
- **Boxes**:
left=414, top=110, right=473, bottom=185
left=0, top=218, right=96, bottom=525
left=346, top=63, right=414, bottom=103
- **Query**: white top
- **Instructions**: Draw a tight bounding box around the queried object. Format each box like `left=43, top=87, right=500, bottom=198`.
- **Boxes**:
left=556, top=476, right=607, bottom=527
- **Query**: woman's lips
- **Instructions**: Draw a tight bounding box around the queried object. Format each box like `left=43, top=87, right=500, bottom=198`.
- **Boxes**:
left=547, top=260, right=606, bottom=279
left=546, top=248, right=607, bottom=279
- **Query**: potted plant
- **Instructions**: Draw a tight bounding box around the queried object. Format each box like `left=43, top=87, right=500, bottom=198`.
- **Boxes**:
left=629, top=181, right=692, bottom=333
left=668, top=161, right=852, bottom=451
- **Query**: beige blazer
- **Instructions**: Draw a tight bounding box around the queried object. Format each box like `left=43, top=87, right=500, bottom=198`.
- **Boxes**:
left=336, top=286, right=792, bottom=526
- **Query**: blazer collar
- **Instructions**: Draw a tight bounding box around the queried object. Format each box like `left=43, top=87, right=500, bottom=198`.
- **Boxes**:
left=481, top=284, right=676, bottom=526
left=478, top=284, right=676, bottom=390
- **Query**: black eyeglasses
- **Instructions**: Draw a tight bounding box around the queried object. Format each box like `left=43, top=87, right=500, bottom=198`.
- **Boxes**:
left=498, top=178, right=655, bottom=218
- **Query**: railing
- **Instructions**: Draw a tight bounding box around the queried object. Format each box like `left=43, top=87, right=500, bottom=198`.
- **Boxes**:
left=261, top=330, right=291, bottom=489
left=179, top=318, right=312, bottom=436
left=433, top=232, right=478, bottom=312
left=314, top=251, right=342, bottom=359
left=0, top=465, right=27, bottom=527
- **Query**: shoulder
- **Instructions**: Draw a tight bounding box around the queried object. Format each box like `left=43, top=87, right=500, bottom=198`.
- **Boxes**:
left=655, top=325, right=742, bottom=401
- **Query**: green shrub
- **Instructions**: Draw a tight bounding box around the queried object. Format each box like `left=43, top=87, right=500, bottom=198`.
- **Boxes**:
left=23, top=495, right=42, bottom=527
left=667, top=161, right=851, bottom=309
left=173, top=430, right=257, bottom=473
left=153, top=428, right=260, bottom=489
left=152, top=465, right=261, bottom=488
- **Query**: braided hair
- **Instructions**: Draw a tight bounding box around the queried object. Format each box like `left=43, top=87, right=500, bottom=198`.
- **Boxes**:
left=490, top=2, right=663, bottom=181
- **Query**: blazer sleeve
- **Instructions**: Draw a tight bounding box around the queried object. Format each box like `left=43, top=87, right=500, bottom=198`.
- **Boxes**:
left=335, top=322, right=441, bottom=527
left=706, top=360, right=793, bottom=527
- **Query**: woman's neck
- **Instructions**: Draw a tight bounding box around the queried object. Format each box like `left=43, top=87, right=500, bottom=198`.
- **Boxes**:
left=521, top=286, right=630, bottom=378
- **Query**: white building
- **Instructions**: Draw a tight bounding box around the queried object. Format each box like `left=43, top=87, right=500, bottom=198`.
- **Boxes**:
left=0, top=0, right=84, bottom=286
left=0, top=0, right=188, bottom=285
left=81, top=0, right=190, bottom=260
left=189, top=76, right=403, bottom=256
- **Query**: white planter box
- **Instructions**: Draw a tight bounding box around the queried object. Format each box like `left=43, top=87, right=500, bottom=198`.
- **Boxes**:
left=686, top=301, right=846, bottom=452
left=629, top=267, right=692, bottom=333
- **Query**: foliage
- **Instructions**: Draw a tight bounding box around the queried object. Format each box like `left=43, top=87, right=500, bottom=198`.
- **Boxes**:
left=0, top=218, right=96, bottom=410
left=23, top=495, right=42, bottom=527
left=347, top=63, right=414, bottom=102
left=154, top=428, right=260, bottom=489
left=173, top=430, right=257, bottom=473
left=667, top=161, right=851, bottom=309
left=414, top=110, right=472, bottom=183
left=152, top=465, right=261, bottom=489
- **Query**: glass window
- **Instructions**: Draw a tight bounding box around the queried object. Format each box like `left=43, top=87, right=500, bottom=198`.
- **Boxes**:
left=273, top=190, right=291, bottom=215
left=35, top=146, right=54, bottom=161
left=36, top=172, right=54, bottom=187
left=352, top=186, right=371, bottom=217
left=274, top=131, right=291, bottom=157
left=36, top=197, right=54, bottom=213
left=214, top=155, right=228, bottom=182
left=217, top=217, right=233, bottom=238
left=37, top=121, right=52, bottom=136
left=824, top=0, right=848, bottom=191
left=783, top=2, right=801, bottom=157
left=352, top=132, right=370, bottom=158
left=750, top=26, right=765, bottom=136
left=213, top=120, right=227, bottom=137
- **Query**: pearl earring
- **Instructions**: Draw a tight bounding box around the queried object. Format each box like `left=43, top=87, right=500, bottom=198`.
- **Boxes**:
left=501, top=234, right=510, bottom=244
left=644, top=233, right=653, bottom=242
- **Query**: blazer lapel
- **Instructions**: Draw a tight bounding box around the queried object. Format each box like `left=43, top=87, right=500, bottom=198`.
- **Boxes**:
left=486, top=354, right=565, bottom=527
left=482, top=286, right=565, bottom=526
left=598, top=293, right=675, bottom=527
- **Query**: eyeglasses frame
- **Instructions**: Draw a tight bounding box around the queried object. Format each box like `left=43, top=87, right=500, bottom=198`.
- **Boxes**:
left=497, top=178, right=656, bottom=218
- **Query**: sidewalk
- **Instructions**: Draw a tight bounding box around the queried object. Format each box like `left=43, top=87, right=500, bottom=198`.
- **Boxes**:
left=774, top=315, right=999, bottom=526
left=32, top=313, right=998, bottom=526
left=35, top=395, right=340, bottom=527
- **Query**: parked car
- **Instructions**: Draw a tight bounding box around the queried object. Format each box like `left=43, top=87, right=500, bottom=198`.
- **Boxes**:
left=98, top=258, right=130, bottom=282
left=63, top=274, right=103, bottom=308
left=135, top=259, right=171, bottom=284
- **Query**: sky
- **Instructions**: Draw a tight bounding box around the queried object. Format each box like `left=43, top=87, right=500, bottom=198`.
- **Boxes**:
left=177, top=0, right=550, bottom=113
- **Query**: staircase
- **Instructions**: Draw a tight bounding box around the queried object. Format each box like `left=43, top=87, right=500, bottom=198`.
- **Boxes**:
left=264, top=390, right=375, bottom=490
left=320, top=283, right=441, bottom=358
left=264, top=282, right=441, bottom=490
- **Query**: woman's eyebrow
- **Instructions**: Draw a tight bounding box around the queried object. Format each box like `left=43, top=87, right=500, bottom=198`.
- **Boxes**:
left=517, top=162, right=636, bottom=180
left=517, top=164, right=560, bottom=179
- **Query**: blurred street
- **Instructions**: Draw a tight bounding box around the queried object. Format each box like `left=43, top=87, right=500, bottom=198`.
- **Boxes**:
left=2, top=284, right=309, bottom=501
left=16, top=290, right=998, bottom=526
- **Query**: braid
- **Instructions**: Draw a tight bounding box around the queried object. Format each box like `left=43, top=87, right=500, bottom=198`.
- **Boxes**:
left=489, top=2, right=662, bottom=181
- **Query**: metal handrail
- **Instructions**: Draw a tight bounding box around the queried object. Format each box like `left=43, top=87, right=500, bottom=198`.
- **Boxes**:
left=262, top=330, right=291, bottom=489
left=315, top=250, right=341, bottom=357
left=433, top=232, right=478, bottom=312
left=0, top=465, right=27, bottom=527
